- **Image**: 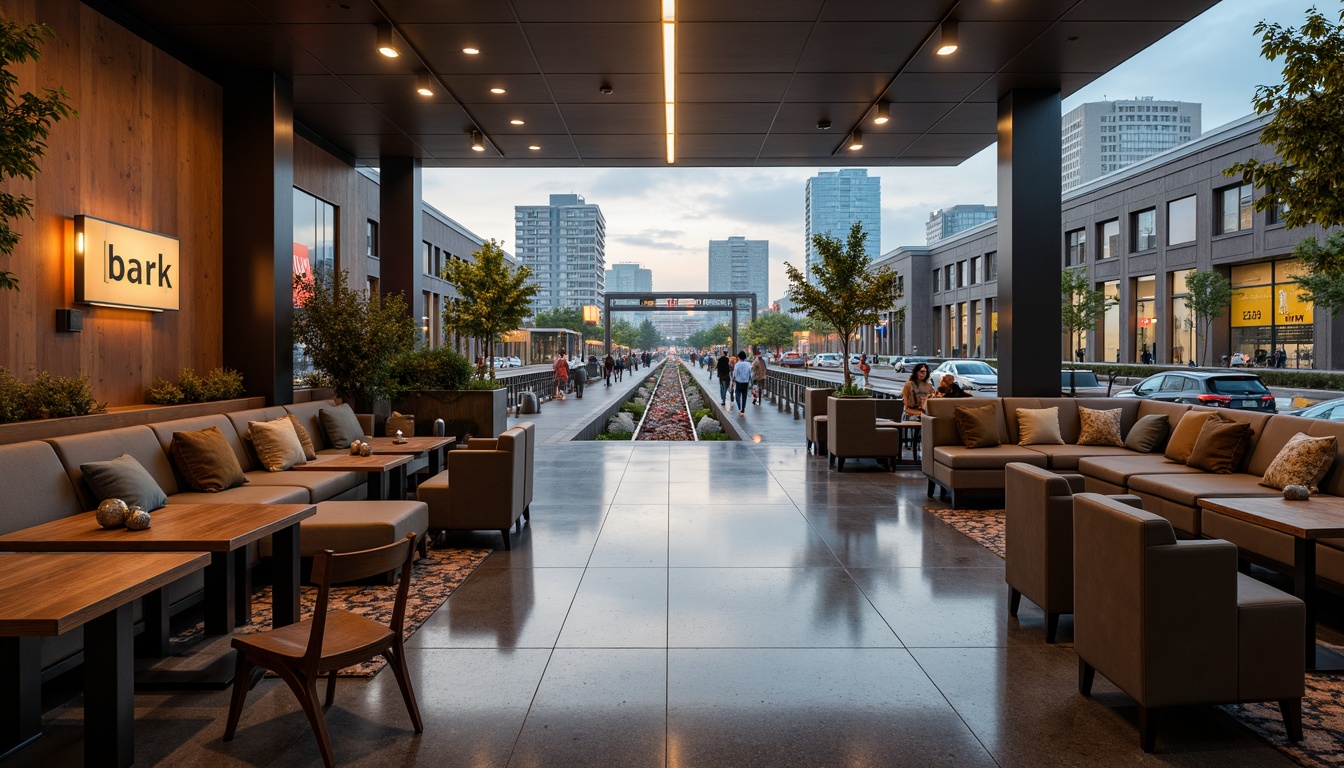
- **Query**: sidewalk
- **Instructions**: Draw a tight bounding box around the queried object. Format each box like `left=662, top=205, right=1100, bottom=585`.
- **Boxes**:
left=680, top=360, right=808, bottom=445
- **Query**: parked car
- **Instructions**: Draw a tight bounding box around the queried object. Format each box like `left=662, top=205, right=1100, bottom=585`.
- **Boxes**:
left=1281, top=396, right=1344, bottom=421
left=508, top=356, right=522, bottom=368
left=931, top=360, right=998, bottom=393
left=811, top=352, right=843, bottom=368
left=1115, top=371, right=1276, bottom=411
left=492, top=357, right=508, bottom=370
left=1061, top=370, right=1109, bottom=397
left=778, top=351, right=807, bottom=368
left=895, top=356, right=931, bottom=373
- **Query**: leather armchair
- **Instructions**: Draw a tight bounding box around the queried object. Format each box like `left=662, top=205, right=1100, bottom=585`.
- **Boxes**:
left=467, top=421, right=535, bottom=519
left=827, top=397, right=903, bottom=472
left=1004, top=463, right=1142, bottom=642
left=804, top=387, right=833, bottom=455
left=417, top=425, right=529, bottom=549
left=1073, top=493, right=1304, bottom=752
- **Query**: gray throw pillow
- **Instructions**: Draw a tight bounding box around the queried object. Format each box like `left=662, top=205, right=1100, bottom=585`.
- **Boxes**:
left=80, top=453, right=169, bottom=511
left=319, top=404, right=365, bottom=450
left=1124, top=414, right=1170, bottom=454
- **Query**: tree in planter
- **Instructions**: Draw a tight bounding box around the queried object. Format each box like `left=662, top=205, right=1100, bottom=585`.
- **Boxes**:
left=1225, top=5, right=1344, bottom=309
left=784, top=222, right=899, bottom=391
left=744, top=311, right=800, bottom=354
left=1060, top=268, right=1108, bottom=376
left=0, top=21, right=76, bottom=291
left=293, top=269, right=418, bottom=408
left=441, top=239, right=538, bottom=379
left=1184, top=270, right=1233, bottom=367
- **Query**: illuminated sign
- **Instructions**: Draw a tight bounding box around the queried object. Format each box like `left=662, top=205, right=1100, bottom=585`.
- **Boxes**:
left=74, top=215, right=179, bottom=312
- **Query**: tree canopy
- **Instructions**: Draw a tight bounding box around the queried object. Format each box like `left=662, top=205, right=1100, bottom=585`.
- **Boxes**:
left=744, top=312, right=800, bottom=352
left=441, top=239, right=538, bottom=378
left=687, top=322, right=732, bottom=351
left=784, top=222, right=899, bottom=389
left=1060, top=268, right=1107, bottom=365
left=637, top=318, right=662, bottom=349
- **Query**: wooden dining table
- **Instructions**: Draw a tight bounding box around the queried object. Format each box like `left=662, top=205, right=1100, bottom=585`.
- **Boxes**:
left=365, top=435, right=454, bottom=477
left=296, top=453, right=412, bottom=500
left=0, top=551, right=209, bottom=767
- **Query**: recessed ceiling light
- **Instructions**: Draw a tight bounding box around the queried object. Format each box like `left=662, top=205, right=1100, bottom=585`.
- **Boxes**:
left=490, top=87, right=506, bottom=94
left=936, top=21, right=958, bottom=55
left=510, top=119, right=525, bottom=125
left=528, top=145, right=541, bottom=151
left=462, top=47, right=480, bottom=55
left=376, top=24, right=399, bottom=58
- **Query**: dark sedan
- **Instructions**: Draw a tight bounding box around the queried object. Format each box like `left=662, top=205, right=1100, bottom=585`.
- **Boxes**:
left=1116, top=371, right=1276, bottom=412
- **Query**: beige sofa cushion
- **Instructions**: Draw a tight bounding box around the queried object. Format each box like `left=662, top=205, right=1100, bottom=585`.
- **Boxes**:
left=1022, top=444, right=1134, bottom=471
left=241, top=469, right=364, bottom=503
left=48, top=426, right=182, bottom=510
left=1016, top=407, right=1064, bottom=446
left=1077, top=406, right=1123, bottom=447
left=1076, top=453, right=1203, bottom=489
left=933, top=444, right=1049, bottom=470
left=1164, top=411, right=1220, bottom=464
left=1127, top=471, right=1281, bottom=508
left=249, top=417, right=307, bottom=472
left=0, top=441, right=87, bottom=532
left=167, top=484, right=309, bottom=506
left=1260, top=432, right=1338, bottom=492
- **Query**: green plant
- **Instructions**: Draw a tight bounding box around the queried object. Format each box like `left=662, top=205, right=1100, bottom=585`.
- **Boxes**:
left=1184, top=270, right=1233, bottom=366
left=637, top=318, right=662, bottom=349
left=176, top=368, right=205, bottom=403
left=0, top=367, right=25, bottom=422
left=744, top=312, right=801, bottom=352
left=0, top=21, right=76, bottom=292
left=595, top=431, right=633, bottom=441
left=457, top=377, right=505, bottom=391
left=785, top=222, right=900, bottom=389
left=297, top=369, right=334, bottom=389
left=200, top=367, right=244, bottom=401
left=833, top=383, right=871, bottom=398
left=698, top=431, right=730, bottom=441
left=146, top=379, right=184, bottom=405
left=1061, top=268, right=1109, bottom=370
left=441, top=239, right=539, bottom=379
left=391, top=347, right=474, bottom=391
left=26, top=371, right=98, bottom=418
left=621, top=402, right=645, bottom=417
left=293, top=269, right=418, bottom=407
left=691, top=408, right=711, bottom=422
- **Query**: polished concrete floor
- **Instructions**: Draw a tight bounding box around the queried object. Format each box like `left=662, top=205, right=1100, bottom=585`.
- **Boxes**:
left=15, top=442, right=1298, bottom=767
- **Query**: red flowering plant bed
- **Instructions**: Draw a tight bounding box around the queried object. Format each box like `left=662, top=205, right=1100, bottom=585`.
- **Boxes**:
left=634, top=361, right=697, bottom=441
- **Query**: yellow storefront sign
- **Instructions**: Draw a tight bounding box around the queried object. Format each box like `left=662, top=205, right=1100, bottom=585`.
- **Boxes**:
left=1231, top=285, right=1271, bottom=327
left=1273, top=282, right=1314, bottom=325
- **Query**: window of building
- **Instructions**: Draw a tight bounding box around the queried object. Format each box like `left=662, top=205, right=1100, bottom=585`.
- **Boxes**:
left=422, top=241, right=432, bottom=275
left=1134, top=275, right=1157, bottom=361
left=1066, top=229, right=1087, bottom=266
left=366, top=219, right=378, bottom=258
left=1099, top=220, right=1120, bottom=259
left=1170, top=269, right=1195, bottom=365
left=984, top=252, right=997, bottom=281
left=944, top=265, right=954, bottom=291
left=933, top=269, right=939, bottom=292
left=969, top=255, right=980, bottom=285
left=1167, top=196, right=1196, bottom=245
left=956, top=261, right=967, bottom=288
left=1131, top=209, right=1156, bottom=253
left=1229, top=260, right=1314, bottom=368
left=1098, top=280, right=1121, bottom=362
left=293, top=188, right=337, bottom=383
left=1217, top=183, right=1254, bottom=234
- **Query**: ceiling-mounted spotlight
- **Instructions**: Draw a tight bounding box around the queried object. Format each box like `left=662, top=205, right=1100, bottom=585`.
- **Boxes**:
left=510, top=118, right=525, bottom=125
left=817, top=120, right=832, bottom=130
left=936, top=20, right=958, bottom=55
left=873, top=102, right=889, bottom=125
left=599, top=83, right=613, bottom=95
left=528, top=145, right=541, bottom=151
left=848, top=129, right=863, bottom=151
left=376, top=23, right=400, bottom=58
left=470, top=130, right=484, bottom=152
left=462, top=47, right=480, bottom=55
left=416, top=72, right=434, bottom=97
left=489, top=87, right=506, bottom=94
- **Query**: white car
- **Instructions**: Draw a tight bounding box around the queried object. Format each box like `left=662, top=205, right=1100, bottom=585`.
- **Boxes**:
left=931, top=360, right=999, bottom=393
left=492, top=357, right=508, bottom=369
left=811, top=352, right=843, bottom=368
left=508, top=356, right=522, bottom=368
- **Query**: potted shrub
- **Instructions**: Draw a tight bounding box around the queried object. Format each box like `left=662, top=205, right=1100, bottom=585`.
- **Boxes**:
left=390, top=347, right=507, bottom=440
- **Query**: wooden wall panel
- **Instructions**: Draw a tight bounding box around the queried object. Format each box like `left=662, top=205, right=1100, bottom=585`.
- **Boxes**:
left=0, top=0, right=223, bottom=407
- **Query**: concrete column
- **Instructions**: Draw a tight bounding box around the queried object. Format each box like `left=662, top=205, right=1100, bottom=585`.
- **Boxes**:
left=223, top=72, right=295, bottom=405
left=379, top=156, right=424, bottom=317
left=997, top=89, right=1062, bottom=395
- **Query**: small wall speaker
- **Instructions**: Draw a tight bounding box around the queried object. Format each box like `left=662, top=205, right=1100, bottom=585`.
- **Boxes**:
left=57, top=308, right=83, bottom=333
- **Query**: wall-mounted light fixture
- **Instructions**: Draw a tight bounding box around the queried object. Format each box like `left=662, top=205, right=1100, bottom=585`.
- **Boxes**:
left=936, top=21, right=958, bottom=55
left=377, top=24, right=400, bottom=57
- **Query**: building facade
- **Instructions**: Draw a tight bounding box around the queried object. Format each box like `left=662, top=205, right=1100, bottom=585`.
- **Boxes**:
left=708, top=236, right=769, bottom=310
left=1061, top=98, right=1201, bottom=193
left=804, top=169, right=880, bottom=279
left=605, top=262, right=653, bottom=293
left=926, top=204, right=998, bottom=245
left=515, top=193, right=606, bottom=316
left=872, top=114, right=1340, bottom=369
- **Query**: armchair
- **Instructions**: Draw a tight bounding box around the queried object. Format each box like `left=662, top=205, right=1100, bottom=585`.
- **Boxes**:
left=417, top=424, right=529, bottom=549
left=1073, top=493, right=1304, bottom=751
left=804, top=388, right=833, bottom=455
left=827, top=397, right=903, bottom=472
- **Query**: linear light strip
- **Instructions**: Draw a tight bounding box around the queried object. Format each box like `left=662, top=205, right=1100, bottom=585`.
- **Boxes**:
left=663, top=0, right=676, bottom=164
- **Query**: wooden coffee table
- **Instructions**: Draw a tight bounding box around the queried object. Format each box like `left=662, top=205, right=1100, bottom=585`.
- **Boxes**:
left=1199, top=495, right=1344, bottom=671
left=0, top=504, right=315, bottom=638
left=297, top=453, right=412, bottom=500
left=365, top=435, right=454, bottom=476
left=0, top=552, right=209, bottom=767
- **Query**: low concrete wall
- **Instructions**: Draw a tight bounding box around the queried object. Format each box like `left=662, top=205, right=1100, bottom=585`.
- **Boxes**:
left=679, top=362, right=746, bottom=441
left=566, top=368, right=659, bottom=442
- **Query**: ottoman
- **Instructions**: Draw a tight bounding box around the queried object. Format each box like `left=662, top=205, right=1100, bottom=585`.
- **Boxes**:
left=259, top=500, right=429, bottom=558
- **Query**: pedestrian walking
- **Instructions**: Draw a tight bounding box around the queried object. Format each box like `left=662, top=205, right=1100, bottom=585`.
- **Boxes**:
left=603, top=354, right=615, bottom=386
left=859, top=354, right=871, bottom=387
left=750, top=349, right=767, bottom=405
left=732, top=351, right=752, bottom=416
left=552, top=354, right=569, bottom=400
left=716, top=352, right=732, bottom=405
left=571, top=356, right=588, bottom=398
left=615, top=355, right=625, bottom=382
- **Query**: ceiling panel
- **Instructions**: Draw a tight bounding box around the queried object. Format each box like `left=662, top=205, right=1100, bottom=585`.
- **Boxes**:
left=159, top=24, right=328, bottom=75
left=679, top=134, right=771, bottom=158
left=771, top=102, right=874, bottom=134
left=247, top=0, right=382, bottom=25
left=557, top=103, right=664, bottom=135
left=929, top=102, right=998, bottom=133
left=463, top=103, right=572, bottom=134
left=679, top=0, right=825, bottom=22
left=547, top=73, right=664, bottom=103
left=784, top=72, right=901, bottom=103
left=899, top=133, right=996, bottom=157
left=402, top=24, right=539, bottom=75
left=903, top=21, right=1057, bottom=74
left=570, top=134, right=664, bottom=159
left=885, top=72, right=995, bottom=103
left=376, top=0, right=517, bottom=23
left=819, top=0, right=945, bottom=22
left=361, top=102, right=476, bottom=135
left=293, top=74, right=364, bottom=104
left=678, top=103, right=781, bottom=134
left=444, top=74, right=554, bottom=103
left=680, top=73, right=792, bottom=104
left=679, top=22, right=814, bottom=74
left=795, top=22, right=931, bottom=72
left=524, top=23, right=662, bottom=74
left=1064, top=0, right=1221, bottom=22
left=295, top=103, right=406, bottom=135
left=510, top=0, right=659, bottom=23
left=1001, top=21, right=1184, bottom=75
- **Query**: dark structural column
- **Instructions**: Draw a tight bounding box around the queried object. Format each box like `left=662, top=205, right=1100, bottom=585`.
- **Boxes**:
left=379, top=156, right=424, bottom=319
left=223, top=72, right=295, bottom=405
left=997, top=89, right=1062, bottom=396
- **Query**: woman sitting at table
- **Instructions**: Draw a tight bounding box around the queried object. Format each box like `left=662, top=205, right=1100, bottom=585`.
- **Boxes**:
left=901, top=362, right=934, bottom=418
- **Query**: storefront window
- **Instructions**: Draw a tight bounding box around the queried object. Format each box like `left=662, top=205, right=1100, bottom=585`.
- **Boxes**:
left=1134, top=276, right=1157, bottom=362
left=973, top=301, right=983, bottom=358
left=987, top=298, right=998, bottom=358
left=1101, top=280, right=1120, bottom=362
left=1230, top=260, right=1314, bottom=368
left=958, top=302, right=969, bottom=357
left=1170, top=269, right=1195, bottom=365
left=293, top=188, right=337, bottom=383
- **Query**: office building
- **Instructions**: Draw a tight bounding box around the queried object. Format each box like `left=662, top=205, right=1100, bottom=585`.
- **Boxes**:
left=804, top=169, right=880, bottom=279
left=605, top=262, right=652, bottom=293
left=926, top=205, right=998, bottom=245
left=708, top=236, right=768, bottom=310
left=1062, top=98, right=1201, bottom=192
left=515, top=193, right=606, bottom=315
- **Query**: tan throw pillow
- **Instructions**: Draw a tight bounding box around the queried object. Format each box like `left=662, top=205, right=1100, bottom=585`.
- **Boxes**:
left=1260, top=432, right=1338, bottom=492
left=1186, top=418, right=1252, bottom=474
left=1163, top=411, right=1220, bottom=464
left=170, top=426, right=246, bottom=492
left=1077, top=407, right=1124, bottom=447
left=287, top=414, right=317, bottom=460
left=1016, top=407, right=1064, bottom=446
left=249, top=418, right=307, bottom=472
left=953, top=404, right=1001, bottom=448
left=1124, top=414, right=1170, bottom=453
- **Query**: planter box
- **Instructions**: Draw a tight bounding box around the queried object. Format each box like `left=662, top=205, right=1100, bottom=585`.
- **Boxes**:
left=394, top=388, right=507, bottom=441
left=0, top=397, right=265, bottom=446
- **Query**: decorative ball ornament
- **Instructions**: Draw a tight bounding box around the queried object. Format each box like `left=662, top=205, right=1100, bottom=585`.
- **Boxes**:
left=96, top=499, right=130, bottom=529
left=125, top=507, right=152, bottom=530
left=1284, top=485, right=1311, bottom=501
left=349, top=440, right=363, bottom=456
left=359, top=443, right=373, bottom=457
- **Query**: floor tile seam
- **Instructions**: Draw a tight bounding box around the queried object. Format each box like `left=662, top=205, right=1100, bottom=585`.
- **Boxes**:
left=502, top=645, right=557, bottom=768
left=901, top=645, right=1006, bottom=768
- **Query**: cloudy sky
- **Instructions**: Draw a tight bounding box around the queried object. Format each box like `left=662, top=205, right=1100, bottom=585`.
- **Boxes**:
left=422, top=0, right=1322, bottom=303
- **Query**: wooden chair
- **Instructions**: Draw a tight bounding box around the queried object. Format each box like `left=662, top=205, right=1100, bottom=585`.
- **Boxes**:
left=223, top=533, right=423, bottom=766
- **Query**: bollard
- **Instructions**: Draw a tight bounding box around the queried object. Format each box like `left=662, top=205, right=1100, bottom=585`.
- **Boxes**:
left=792, top=383, right=801, bottom=419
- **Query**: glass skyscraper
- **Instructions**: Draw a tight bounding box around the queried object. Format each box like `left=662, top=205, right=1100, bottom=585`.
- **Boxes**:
left=1061, top=98, right=1201, bottom=192
left=515, top=193, right=606, bottom=316
left=708, top=236, right=768, bottom=311
left=804, top=169, right=880, bottom=280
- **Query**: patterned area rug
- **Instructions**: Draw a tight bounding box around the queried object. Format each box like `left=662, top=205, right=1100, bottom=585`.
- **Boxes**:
left=924, top=505, right=1344, bottom=767
left=175, top=546, right=490, bottom=677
